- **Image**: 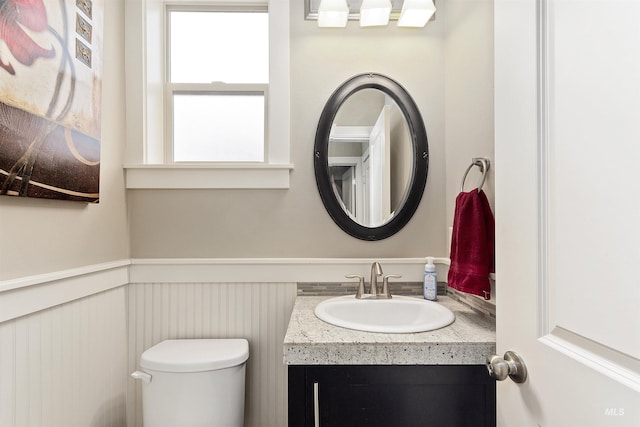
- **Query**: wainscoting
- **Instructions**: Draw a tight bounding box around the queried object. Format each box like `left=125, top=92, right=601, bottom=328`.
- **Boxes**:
left=127, top=282, right=297, bottom=427
left=0, top=258, right=427, bottom=426
left=0, top=286, right=128, bottom=427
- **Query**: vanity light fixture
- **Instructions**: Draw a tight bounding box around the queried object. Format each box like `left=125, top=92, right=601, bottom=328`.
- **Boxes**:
left=398, top=0, right=436, bottom=27
left=317, top=0, right=349, bottom=27
left=306, top=1, right=436, bottom=28
left=360, top=0, right=393, bottom=27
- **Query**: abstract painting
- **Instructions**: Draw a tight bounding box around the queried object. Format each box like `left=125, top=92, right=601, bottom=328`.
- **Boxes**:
left=0, top=0, right=103, bottom=202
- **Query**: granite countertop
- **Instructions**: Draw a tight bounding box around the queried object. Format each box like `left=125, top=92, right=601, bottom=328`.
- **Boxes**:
left=283, top=295, right=496, bottom=365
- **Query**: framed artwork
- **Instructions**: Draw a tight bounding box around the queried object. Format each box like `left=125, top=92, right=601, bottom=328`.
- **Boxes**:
left=0, top=0, right=104, bottom=202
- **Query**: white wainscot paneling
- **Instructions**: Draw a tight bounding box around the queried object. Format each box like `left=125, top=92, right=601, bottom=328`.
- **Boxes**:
left=127, top=282, right=297, bottom=427
left=0, top=287, right=128, bottom=427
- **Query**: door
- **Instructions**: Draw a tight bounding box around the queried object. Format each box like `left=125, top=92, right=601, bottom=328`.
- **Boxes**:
left=494, top=1, right=640, bottom=426
left=368, top=106, right=392, bottom=226
left=340, top=166, right=355, bottom=218
left=362, top=151, right=371, bottom=225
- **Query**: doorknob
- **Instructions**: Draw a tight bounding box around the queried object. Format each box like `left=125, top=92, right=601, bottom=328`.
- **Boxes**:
left=486, top=351, right=528, bottom=383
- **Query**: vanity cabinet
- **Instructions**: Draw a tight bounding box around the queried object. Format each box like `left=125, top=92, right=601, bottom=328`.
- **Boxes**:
left=288, top=365, right=495, bottom=427
left=284, top=296, right=497, bottom=427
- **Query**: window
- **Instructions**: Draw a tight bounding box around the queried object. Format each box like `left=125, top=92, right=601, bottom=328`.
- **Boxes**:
left=167, top=8, right=268, bottom=162
left=172, top=92, right=265, bottom=162
left=124, top=0, right=291, bottom=189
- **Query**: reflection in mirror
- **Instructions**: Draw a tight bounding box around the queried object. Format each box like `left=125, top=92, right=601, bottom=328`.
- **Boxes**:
left=328, top=90, right=412, bottom=227
left=314, top=73, right=429, bottom=241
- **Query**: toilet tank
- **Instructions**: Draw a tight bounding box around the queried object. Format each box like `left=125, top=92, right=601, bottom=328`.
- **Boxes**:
left=134, top=339, right=249, bottom=427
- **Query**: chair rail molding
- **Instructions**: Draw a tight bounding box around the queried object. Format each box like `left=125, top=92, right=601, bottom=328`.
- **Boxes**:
left=129, top=257, right=431, bottom=283
left=0, top=260, right=130, bottom=323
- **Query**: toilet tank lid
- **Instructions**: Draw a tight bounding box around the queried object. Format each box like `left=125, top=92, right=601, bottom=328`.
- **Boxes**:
left=140, top=339, right=249, bottom=373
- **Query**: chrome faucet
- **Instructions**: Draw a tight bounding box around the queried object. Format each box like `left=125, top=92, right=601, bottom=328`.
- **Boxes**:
left=369, top=262, right=383, bottom=297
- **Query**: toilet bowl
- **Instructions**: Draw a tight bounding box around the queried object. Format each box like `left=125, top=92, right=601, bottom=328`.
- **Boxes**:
left=132, top=339, right=249, bottom=427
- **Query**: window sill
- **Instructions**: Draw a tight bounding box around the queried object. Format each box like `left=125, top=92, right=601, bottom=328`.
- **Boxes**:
left=124, top=163, right=293, bottom=189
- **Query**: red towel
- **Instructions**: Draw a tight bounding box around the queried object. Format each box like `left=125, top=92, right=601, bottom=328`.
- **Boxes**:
left=448, top=189, right=495, bottom=300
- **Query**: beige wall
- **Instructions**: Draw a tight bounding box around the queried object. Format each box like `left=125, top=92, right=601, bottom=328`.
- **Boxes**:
left=0, top=0, right=129, bottom=281
left=444, top=0, right=495, bottom=228
left=128, top=0, right=449, bottom=259
left=0, top=2, right=495, bottom=426
left=0, top=2, right=496, bottom=286
left=0, top=2, right=129, bottom=426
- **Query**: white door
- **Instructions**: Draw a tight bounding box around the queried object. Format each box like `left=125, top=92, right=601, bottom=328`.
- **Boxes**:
left=340, top=166, right=356, bottom=218
left=368, top=106, right=392, bottom=226
left=362, top=152, right=371, bottom=225
left=494, top=1, right=640, bottom=426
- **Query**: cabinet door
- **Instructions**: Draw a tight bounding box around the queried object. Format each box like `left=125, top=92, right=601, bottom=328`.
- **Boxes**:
left=288, top=365, right=495, bottom=427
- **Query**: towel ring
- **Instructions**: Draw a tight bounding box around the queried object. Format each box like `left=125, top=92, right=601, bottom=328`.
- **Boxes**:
left=460, top=157, right=490, bottom=193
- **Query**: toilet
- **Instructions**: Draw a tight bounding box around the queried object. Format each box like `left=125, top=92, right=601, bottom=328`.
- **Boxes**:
left=131, top=339, right=249, bottom=427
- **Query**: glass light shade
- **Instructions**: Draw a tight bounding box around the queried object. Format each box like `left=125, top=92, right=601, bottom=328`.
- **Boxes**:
left=360, top=0, right=392, bottom=27
left=318, top=0, right=349, bottom=27
left=398, top=0, right=436, bottom=27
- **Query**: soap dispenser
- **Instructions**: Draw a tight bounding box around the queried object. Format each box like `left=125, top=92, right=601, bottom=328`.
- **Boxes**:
left=423, top=257, right=437, bottom=301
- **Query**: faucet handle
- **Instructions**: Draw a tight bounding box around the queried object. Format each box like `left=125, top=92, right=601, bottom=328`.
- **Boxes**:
left=346, top=275, right=366, bottom=299
left=382, top=274, right=402, bottom=298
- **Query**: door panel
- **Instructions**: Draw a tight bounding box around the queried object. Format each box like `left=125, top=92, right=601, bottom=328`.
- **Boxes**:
left=547, top=1, right=640, bottom=359
left=494, top=0, right=640, bottom=425
left=368, top=106, right=391, bottom=226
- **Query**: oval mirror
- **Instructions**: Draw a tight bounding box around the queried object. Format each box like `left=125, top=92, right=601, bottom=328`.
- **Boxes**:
left=314, top=73, right=429, bottom=241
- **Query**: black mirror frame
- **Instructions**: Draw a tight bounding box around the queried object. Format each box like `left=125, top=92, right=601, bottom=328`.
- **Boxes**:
left=314, top=73, right=429, bottom=241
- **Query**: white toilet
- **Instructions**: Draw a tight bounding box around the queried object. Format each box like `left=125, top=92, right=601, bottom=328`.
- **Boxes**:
left=132, top=339, right=249, bottom=427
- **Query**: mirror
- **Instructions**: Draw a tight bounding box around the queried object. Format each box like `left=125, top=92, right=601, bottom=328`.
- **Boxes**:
left=328, top=89, right=413, bottom=227
left=314, top=73, right=429, bottom=241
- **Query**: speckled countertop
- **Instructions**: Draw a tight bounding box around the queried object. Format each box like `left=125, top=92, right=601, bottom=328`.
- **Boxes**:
left=283, top=295, right=495, bottom=365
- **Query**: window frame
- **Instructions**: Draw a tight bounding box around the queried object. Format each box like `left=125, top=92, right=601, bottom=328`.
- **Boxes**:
left=124, top=0, right=292, bottom=189
left=165, top=5, right=269, bottom=164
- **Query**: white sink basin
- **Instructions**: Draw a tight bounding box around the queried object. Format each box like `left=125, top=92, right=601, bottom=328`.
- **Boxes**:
left=314, top=295, right=455, bottom=333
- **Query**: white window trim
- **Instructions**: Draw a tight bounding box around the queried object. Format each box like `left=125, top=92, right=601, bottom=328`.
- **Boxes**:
left=124, top=0, right=292, bottom=189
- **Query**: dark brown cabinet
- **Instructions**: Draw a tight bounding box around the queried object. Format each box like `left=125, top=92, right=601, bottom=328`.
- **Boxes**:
left=288, top=365, right=495, bottom=427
